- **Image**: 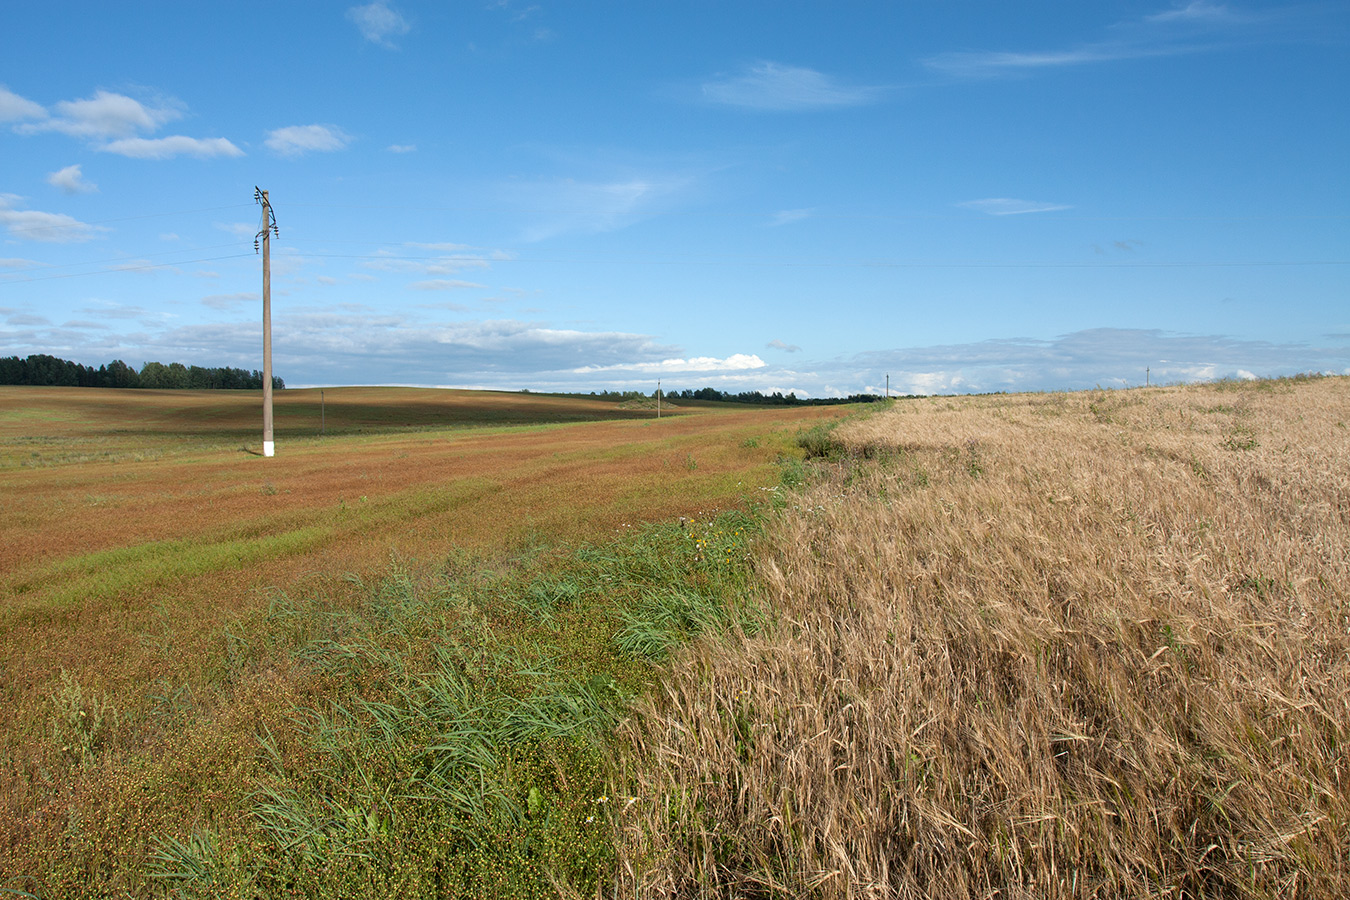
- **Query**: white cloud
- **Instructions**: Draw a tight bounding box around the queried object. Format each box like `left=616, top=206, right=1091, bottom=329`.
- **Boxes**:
left=217, top=221, right=258, bottom=239
left=47, top=164, right=98, bottom=194
left=1146, top=2, right=1240, bottom=25
left=924, top=3, right=1269, bottom=80
left=20, top=90, right=181, bottom=139
left=767, top=339, right=802, bottom=353
left=769, top=209, right=811, bottom=227
left=573, top=354, right=767, bottom=375
left=510, top=174, right=695, bottom=241
left=958, top=198, right=1072, bottom=216
left=101, top=135, right=244, bottom=159
left=110, top=259, right=160, bottom=275
left=0, top=195, right=106, bottom=243
left=701, top=62, right=886, bottom=111
left=361, top=246, right=495, bottom=276
left=0, top=85, right=45, bottom=122
left=926, top=48, right=1137, bottom=77
left=347, top=2, right=411, bottom=48
left=388, top=143, right=417, bottom=153
left=0, top=257, right=41, bottom=269
left=846, top=328, right=1350, bottom=395
left=12, top=88, right=244, bottom=163
left=201, top=292, right=258, bottom=310
left=265, top=124, right=353, bottom=157
left=409, top=279, right=489, bottom=291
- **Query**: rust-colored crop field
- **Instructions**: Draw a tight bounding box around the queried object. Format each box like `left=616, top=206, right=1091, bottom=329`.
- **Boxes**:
left=0, top=385, right=845, bottom=895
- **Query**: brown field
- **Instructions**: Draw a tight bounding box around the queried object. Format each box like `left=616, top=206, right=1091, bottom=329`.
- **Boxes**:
left=7, top=377, right=1347, bottom=898
left=616, top=375, right=1350, bottom=898
left=0, top=386, right=845, bottom=894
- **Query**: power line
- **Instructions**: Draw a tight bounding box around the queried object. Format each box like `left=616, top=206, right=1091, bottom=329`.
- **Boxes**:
left=1, top=204, right=256, bottom=239
left=3, top=245, right=1344, bottom=286
left=282, top=202, right=1350, bottom=223
left=285, top=250, right=1350, bottom=270
left=0, top=253, right=255, bottom=284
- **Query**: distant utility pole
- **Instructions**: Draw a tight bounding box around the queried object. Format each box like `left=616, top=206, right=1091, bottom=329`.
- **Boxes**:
left=657, top=379, right=661, bottom=419
left=886, top=373, right=890, bottom=399
left=255, top=188, right=278, bottom=458
left=1146, top=367, right=1150, bottom=387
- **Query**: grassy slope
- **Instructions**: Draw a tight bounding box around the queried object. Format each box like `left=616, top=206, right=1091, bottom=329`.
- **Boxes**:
left=0, top=386, right=845, bottom=897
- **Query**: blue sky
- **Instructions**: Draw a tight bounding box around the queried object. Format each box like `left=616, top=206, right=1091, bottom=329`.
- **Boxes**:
left=1, top=1, right=1346, bottom=396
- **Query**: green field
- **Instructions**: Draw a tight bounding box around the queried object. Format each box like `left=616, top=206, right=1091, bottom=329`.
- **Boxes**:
left=0, top=386, right=846, bottom=898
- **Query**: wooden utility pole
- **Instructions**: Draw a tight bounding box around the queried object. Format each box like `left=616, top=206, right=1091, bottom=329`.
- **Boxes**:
left=255, top=188, right=278, bottom=457
left=657, top=379, right=661, bottom=418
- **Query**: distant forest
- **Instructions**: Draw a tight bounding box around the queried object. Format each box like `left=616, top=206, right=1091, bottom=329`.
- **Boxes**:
left=0, top=354, right=284, bottom=390
left=588, top=387, right=897, bottom=406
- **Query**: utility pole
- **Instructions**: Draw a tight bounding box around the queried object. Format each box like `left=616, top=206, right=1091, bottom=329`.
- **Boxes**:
left=886, top=373, right=889, bottom=399
left=255, top=188, right=278, bottom=457
left=321, top=389, right=325, bottom=436
left=657, top=379, right=661, bottom=419
left=1146, top=367, right=1150, bottom=387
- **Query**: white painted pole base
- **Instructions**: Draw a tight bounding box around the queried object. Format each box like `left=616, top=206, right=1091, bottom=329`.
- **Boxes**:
left=263, top=441, right=275, bottom=458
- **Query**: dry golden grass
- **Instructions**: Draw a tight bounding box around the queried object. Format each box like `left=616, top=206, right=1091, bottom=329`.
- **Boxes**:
left=614, top=377, right=1350, bottom=898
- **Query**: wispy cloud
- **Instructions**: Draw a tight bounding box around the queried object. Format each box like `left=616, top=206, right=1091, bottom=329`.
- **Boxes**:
left=201, top=292, right=258, bottom=310
left=408, top=279, right=489, bottom=291
left=47, top=164, right=98, bottom=194
left=0, top=194, right=107, bottom=243
left=0, top=85, right=46, bottom=122
left=388, top=143, right=417, bottom=153
left=347, top=2, right=411, bottom=48
left=767, top=339, right=802, bottom=353
left=508, top=174, right=695, bottom=241
left=925, top=46, right=1157, bottom=78
left=361, top=245, right=498, bottom=276
left=924, top=2, right=1273, bottom=79
left=702, top=61, right=887, bottom=111
left=1145, top=1, right=1249, bottom=25
left=958, top=198, right=1071, bottom=216
left=0, top=257, right=42, bottom=270
left=101, top=136, right=244, bottom=160
left=265, top=124, right=353, bottom=157
left=769, top=208, right=811, bottom=227
left=845, top=328, right=1350, bottom=395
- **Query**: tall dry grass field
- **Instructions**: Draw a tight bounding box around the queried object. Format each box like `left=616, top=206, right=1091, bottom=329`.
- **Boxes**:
left=615, top=377, right=1349, bottom=898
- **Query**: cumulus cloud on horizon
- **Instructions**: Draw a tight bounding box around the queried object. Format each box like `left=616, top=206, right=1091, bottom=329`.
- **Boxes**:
left=2, top=311, right=1344, bottom=397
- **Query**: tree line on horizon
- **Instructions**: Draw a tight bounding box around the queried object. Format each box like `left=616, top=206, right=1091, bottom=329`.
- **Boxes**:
left=0, top=354, right=284, bottom=390
left=587, top=387, right=898, bottom=405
